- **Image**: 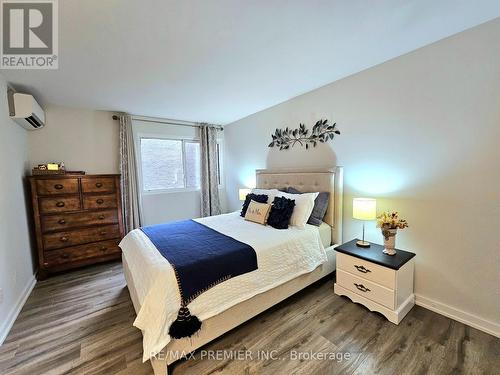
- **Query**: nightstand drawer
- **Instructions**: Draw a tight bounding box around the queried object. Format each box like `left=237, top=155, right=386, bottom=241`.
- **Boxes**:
left=337, top=252, right=396, bottom=289
left=337, top=269, right=395, bottom=309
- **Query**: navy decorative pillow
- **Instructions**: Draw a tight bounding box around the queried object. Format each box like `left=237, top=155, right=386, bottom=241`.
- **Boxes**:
left=240, top=194, right=268, bottom=217
left=286, top=187, right=329, bottom=226
left=267, top=196, right=296, bottom=229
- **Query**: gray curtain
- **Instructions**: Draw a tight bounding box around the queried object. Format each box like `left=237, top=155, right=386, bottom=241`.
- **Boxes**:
left=118, top=113, right=142, bottom=232
left=200, top=124, right=222, bottom=217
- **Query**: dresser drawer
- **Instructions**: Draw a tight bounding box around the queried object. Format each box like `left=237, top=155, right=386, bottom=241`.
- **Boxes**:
left=39, top=196, right=81, bottom=214
left=337, top=252, right=396, bottom=289
left=43, top=240, right=121, bottom=267
left=36, top=178, right=79, bottom=195
left=43, top=224, right=121, bottom=250
left=83, top=194, right=117, bottom=210
left=337, top=269, right=395, bottom=309
left=41, top=210, right=119, bottom=232
left=81, top=177, right=116, bottom=193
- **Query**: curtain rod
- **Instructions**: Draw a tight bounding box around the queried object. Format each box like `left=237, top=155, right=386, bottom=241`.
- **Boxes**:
left=112, top=114, right=223, bottom=130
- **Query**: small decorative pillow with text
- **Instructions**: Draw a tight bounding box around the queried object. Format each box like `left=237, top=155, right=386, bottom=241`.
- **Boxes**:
left=275, top=191, right=319, bottom=228
left=250, top=188, right=280, bottom=204
left=240, top=193, right=268, bottom=217
left=244, top=200, right=271, bottom=225
left=267, top=196, right=296, bottom=229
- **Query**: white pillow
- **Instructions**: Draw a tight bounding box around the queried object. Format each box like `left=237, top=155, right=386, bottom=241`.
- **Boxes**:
left=251, top=188, right=280, bottom=204
left=275, top=191, right=319, bottom=228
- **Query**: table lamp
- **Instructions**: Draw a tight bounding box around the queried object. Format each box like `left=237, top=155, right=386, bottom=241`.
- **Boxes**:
left=353, top=198, right=376, bottom=248
left=239, top=188, right=251, bottom=201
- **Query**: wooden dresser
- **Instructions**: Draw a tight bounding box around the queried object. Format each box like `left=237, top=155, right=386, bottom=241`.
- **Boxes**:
left=29, top=174, right=124, bottom=279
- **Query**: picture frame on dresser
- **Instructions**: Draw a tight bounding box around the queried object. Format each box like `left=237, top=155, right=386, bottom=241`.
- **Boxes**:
left=29, top=174, right=124, bottom=280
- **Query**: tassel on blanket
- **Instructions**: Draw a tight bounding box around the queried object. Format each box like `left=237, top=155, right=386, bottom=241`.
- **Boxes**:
left=169, top=305, right=202, bottom=339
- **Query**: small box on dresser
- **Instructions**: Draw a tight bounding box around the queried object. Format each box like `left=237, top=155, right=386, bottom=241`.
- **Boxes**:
left=29, top=174, right=124, bottom=280
left=334, top=239, right=416, bottom=324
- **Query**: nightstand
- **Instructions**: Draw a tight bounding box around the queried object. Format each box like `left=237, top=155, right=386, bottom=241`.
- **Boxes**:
left=334, top=239, right=416, bottom=324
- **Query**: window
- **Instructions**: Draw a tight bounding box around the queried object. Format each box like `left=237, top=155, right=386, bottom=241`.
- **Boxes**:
left=140, top=138, right=184, bottom=190
left=184, top=141, right=200, bottom=188
left=139, top=137, right=222, bottom=192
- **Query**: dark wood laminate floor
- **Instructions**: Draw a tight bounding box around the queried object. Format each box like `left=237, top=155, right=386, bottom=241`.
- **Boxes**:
left=0, top=262, right=498, bottom=375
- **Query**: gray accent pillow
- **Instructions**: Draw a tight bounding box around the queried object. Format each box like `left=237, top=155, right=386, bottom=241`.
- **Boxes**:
left=286, top=187, right=329, bottom=226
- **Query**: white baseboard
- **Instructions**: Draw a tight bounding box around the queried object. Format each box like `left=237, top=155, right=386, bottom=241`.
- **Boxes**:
left=0, top=274, right=37, bottom=345
left=415, top=294, right=500, bottom=338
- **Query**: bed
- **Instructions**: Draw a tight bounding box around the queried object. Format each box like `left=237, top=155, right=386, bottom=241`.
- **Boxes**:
left=121, top=168, right=343, bottom=375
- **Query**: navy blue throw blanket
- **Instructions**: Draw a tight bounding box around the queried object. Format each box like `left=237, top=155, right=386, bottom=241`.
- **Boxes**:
left=140, top=220, right=257, bottom=338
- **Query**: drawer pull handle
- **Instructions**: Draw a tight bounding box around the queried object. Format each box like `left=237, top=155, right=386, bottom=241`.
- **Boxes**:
left=62, top=253, right=69, bottom=259
left=96, top=199, right=104, bottom=204
left=100, top=246, right=107, bottom=251
left=58, top=219, right=66, bottom=225
left=60, top=236, right=69, bottom=242
left=56, top=201, right=65, bottom=207
left=99, top=231, right=107, bottom=235
left=354, top=265, right=371, bottom=274
left=354, top=283, right=370, bottom=293
left=54, top=184, right=64, bottom=190
left=96, top=182, right=103, bottom=188
left=98, top=215, right=105, bottom=220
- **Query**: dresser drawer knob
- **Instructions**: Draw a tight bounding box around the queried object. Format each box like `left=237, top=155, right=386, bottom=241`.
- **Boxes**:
left=54, top=184, right=64, bottom=190
left=354, top=265, right=371, bottom=274
left=98, top=215, right=105, bottom=220
left=100, top=246, right=107, bottom=251
left=99, top=231, right=107, bottom=235
left=58, top=219, right=66, bottom=225
left=96, top=199, right=104, bottom=204
left=56, top=201, right=65, bottom=207
left=60, top=236, right=69, bottom=242
left=61, top=253, right=69, bottom=259
left=354, top=283, right=370, bottom=293
left=95, top=182, right=103, bottom=188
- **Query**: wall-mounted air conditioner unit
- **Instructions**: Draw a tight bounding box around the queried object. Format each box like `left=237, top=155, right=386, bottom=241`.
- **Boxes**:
left=8, top=89, right=45, bottom=130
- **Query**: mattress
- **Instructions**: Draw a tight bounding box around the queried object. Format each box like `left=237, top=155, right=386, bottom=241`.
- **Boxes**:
left=120, top=211, right=328, bottom=361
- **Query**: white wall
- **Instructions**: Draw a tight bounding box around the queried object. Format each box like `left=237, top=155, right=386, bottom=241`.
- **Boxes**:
left=28, top=105, right=119, bottom=173
left=133, top=120, right=226, bottom=225
left=224, top=19, right=500, bottom=331
left=0, top=74, right=36, bottom=343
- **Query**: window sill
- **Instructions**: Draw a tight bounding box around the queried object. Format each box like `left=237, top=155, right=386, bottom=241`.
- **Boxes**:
left=142, top=186, right=225, bottom=196
left=142, top=187, right=200, bottom=195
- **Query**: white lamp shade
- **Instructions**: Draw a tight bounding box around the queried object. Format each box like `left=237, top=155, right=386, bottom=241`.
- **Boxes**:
left=239, top=188, right=251, bottom=201
left=353, top=198, right=376, bottom=220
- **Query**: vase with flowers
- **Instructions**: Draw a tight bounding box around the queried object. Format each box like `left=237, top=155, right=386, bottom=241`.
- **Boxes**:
left=376, top=211, right=409, bottom=255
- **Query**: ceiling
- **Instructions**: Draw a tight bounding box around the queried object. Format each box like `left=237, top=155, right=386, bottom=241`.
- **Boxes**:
left=2, top=1, right=500, bottom=124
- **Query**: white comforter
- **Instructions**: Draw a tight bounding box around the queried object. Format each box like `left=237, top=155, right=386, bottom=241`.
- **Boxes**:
left=119, top=212, right=327, bottom=362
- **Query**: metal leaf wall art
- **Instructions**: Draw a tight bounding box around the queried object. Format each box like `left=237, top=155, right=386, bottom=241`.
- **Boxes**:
left=268, top=119, right=340, bottom=150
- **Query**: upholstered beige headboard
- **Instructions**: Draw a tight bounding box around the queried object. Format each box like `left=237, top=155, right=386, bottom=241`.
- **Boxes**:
left=256, top=168, right=343, bottom=245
